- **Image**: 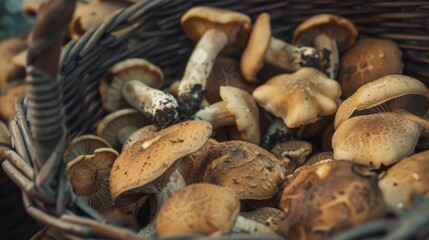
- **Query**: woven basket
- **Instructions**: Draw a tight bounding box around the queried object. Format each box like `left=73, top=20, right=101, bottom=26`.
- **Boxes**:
left=2, top=0, right=429, bottom=239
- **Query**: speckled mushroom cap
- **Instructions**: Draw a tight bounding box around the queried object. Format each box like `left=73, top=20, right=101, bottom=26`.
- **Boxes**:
left=379, top=150, right=429, bottom=214
left=271, top=140, right=312, bottom=175
left=241, top=207, right=286, bottom=233
left=339, top=38, right=403, bottom=98
left=197, top=140, right=285, bottom=200
left=334, top=75, right=429, bottom=129
left=110, top=120, right=212, bottom=206
left=66, top=148, right=119, bottom=212
left=279, top=160, right=386, bottom=239
left=64, top=134, right=112, bottom=162
left=0, top=82, right=27, bottom=123
left=156, top=183, right=240, bottom=237
left=333, top=112, right=421, bottom=169
left=253, top=67, right=341, bottom=128
left=99, top=58, right=164, bottom=112
left=292, top=14, right=358, bottom=52
left=181, top=6, right=251, bottom=53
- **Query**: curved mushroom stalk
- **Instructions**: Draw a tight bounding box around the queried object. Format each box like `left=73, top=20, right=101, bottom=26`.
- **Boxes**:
left=394, top=109, right=429, bottom=136
left=123, top=80, right=181, bottom=129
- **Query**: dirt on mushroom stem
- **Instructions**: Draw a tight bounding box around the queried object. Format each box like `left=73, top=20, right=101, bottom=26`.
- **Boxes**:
left=178, top=83, right=204, bottom=116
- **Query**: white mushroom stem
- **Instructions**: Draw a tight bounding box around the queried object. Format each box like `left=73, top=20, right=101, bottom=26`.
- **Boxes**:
left=231, top=215, right=282, bottom=237
left=193, top=100, right=234, bottom=129
left=313, top=33, right=339, bottom=78
left=395, top=109, right=429, bottom=136
left=117, top=125, right=139, bottom=146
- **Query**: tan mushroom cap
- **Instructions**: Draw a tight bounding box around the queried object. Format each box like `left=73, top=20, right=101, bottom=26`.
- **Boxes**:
left=271, top=140, right=312, bottom=174
left=181, top=6, right=251, bottom=53
left=279, top=160, right=386, bottom=239
left=292, top=14, right=358, bottom=52
left=156, top=183, right=240, bottom=237
left=66, top=148, right=119, bottom=212
left=334, top=75, right=429, bottom=129
left=121, top=124, right=157, bottom=152
left=198, top=140, right=285, bottom=200
left=253, top=67, right=341, bottom=128
left=241, top=207, right=286, bottom=233
left=0, top=82, right=27, bottom=123
left=339, top=38, right=403, bottom=98
left=241, top=12, right=271, bottom=83
left=333, top=113, right=421, bottom=168
left=379, top=150, right=429, bottom=213
left=99, top=58, right=164, bottom=112
left=64, top=134, right=112, bottom=162
left=110, top=120, right=212, bottom=206
left=220, top=86, right=260, bottom=144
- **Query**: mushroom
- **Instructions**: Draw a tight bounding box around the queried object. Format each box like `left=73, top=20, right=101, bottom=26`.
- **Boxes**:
left=156, top=183, right=281, bottom=237
left=241, top=13, right=331, bottom=82
left=99, top=58, right=164, bottom=113
left=253, top=67, right=341, bottom=129
left=278, top=160, right=386, bottom=239
left=241, top=207, right=286, bottom=233
left=194, top=86, right=260, bottom=144
left=379, top=150, right=429, bottom=214
left=271, top=140, right=312, bottom=175
left=0, top=82, right=27, bottom=123
left=305, top=152, right=335, bottom=166
left=121, top=125, right=157, bottom=152
left=109, top=120, right=212, bottom=238
left=260, top=118, right=297, bottom=150
left=292, top=14, right=358, bottom=78
left=66, top=147, right=119, bottom=212
left=332, top=112, right=422, bottom=168
left=64, top=134, right=112, bottom=162
left=338, top=38, right=403, bottom=98
left=178, top=6, right=251, bottom=115
left=97, top=108, right=151, bottom=151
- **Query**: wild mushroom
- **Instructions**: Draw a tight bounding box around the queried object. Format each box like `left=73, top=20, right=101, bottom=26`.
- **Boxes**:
left=0, top=82, right=27, bottom=123
left=260, top=118, right=297, bottom=150
left=99, top=58, right=164, bottom=113
left=279, top=160, right=386, bottom=239
left=253, top=67, right=341, bottom=129
left=178, top=6, right=251, bottom=115
left=109, top=120, right=212, bottom=238
left=241, top=207, right=286, bottom=233
left=194, top=86, right=260, bottom=144
left=121, top=125, right=157, bottom=152
left=66, top=147, right=119, bottom=212
left=305, top=152, right=335, bottom=166
left=64, top=134, right=112, bottom=162
left=338, top=38, right=403, bottom=98
left=292, top=14, right=358, bottom=78
left=271, top=140, right=312, bottom=175
left=241, top=13, right=331, bottom=82
left=156, top=183, right=281, bottom=237
left=379, top=150, right=429, bottom=214
left=97, top=108, right=150, bottom=151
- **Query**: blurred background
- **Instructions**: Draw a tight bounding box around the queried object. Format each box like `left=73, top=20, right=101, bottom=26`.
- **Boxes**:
left=0, top=0, right=32, bottom=40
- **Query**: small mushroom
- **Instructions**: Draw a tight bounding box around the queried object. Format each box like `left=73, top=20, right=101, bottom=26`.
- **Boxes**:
left=338, top=38, right=403, bottom=98
left=271, top=140, right=312, bottom=175
left=64, top=134, right=112, bottom=162
left=66, top=147, right=119, bottom=212
left=241, top=207, right=286, bottom=233
left=121, top=125, right=157, bottom=152
left=241, top=13, right=331, bottom=82
left=253, top=68, right=341, bottom=129
left=156, top=183, right=280, bottom=237
left=292, top=14, right=358, bottom=78
left=305, top=152, right=335, bottom=166
left=194, top=86, right=260, bottom=144
left=0, top=82, right=27, bottom=123
left=379, top=150, right=429, bottom=214
left=279, top=160, right=386, bottom=239
left=178, top=6, right=251, bottom=115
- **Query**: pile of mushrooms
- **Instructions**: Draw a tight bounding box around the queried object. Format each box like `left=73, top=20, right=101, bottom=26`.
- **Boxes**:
left=2, top=3, right=429, bottom=240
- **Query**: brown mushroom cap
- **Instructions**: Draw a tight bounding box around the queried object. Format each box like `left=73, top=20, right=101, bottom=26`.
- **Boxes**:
left=241, top=207, right=286, bottom=233
left=332, top=112, right=421, bottom=168
left=253, top=67, right=341, bottom=128
left=66, top=148, right=119, bottom=212
left=0, top=82, right=27, bottom=123
left=156, top=183, right=240, bottom=237
left=197, top=140, right=285, bottom=200
left=292, top=14, right=357, bottom=52
left=181, top=6, right=251, bottom=53
left=110, top=120, right=212, bottom=206
left=279, top=160, right=386, bottom=239
left=305, top=152, right=335, bottom=166
left=121, top=124, right=157, bottom=152
left=379, top=150, right=429, bottom=213
left=64, top=134, right=112, bottom=162
left=334, top=75, right=429, bottom=129
left=99, top=58, right=164, bottom=113
left=271, top=140, right=312, bottom=175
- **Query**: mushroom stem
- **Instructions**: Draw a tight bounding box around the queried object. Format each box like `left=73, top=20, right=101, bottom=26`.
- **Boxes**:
left=232, top=215, right=282, bottom=237
left=395, top=108, right=429, bottom=135
left=178, top=29, right=228, bottom=115
left=313, top=33, right=338, bottom=78
left=122, top=80, right=180, bottom=129
left=193, top=100, right=235, bottom=129
left=261, top=118, right=297, bottom=150
left=117, top=125, right=139, bottom=146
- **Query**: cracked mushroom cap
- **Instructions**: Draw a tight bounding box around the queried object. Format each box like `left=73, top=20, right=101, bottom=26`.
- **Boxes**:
left=197, top=140, right=285, bottom=200
left=379, top=150, right=429, bottom=214
left=339, top=38, right=403, bottom=98
left=64, top=134, right=112, bottom=162
left=66, top=148, right=119, bottom=212
left=0, top=82, right=27, bottom=123
left=253, top=67, right=341, bottom=128
left=271, top=140, right=312, bottom=175
left=156, top=183, right=240, bottom=237
left=110, top=120, right=212, bottom=206
left=279, top=160, right=386, bottom=239
left=334, top=75, right=429, bottom=129
left=181, top=6, right=251, bottom=53
left=332, top=112, right=421, bottom=169
left=292, top=14, right=358, bottom=52
left=99, top=58, right=164, bottom=112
